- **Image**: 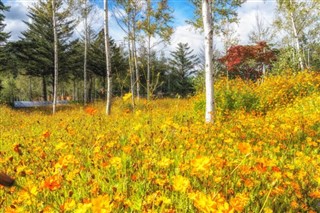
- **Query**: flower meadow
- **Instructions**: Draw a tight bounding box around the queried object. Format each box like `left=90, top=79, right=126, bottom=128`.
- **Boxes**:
left=1, top=72, right=320, bottom=213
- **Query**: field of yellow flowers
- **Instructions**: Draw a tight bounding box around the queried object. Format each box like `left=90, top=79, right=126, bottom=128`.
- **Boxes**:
left=1, top=71, right=320, bottom=212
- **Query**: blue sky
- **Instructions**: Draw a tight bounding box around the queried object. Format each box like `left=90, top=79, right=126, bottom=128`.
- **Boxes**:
left=3, top=0, right=276, bottom=54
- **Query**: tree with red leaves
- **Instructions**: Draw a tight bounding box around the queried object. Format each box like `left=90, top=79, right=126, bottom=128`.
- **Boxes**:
left=219, top=42, right=277, bottom=81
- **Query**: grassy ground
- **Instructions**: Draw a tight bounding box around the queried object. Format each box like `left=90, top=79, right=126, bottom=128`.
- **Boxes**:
left=1, top=71, right=320, bottom=212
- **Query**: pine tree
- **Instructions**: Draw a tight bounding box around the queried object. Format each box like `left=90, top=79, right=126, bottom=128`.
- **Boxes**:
left=14, top=0, right=76, bottom=101
left=0, top=0, right=9, bottom=44
left=169, top=43, right=199, bottom=96
left=88, top=31, right=128, bottom=97
left=0, top=0, right=10, bottom=72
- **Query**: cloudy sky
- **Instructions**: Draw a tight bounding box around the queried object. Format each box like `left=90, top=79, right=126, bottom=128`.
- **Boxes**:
left=3, top=0, right=276, bottom=55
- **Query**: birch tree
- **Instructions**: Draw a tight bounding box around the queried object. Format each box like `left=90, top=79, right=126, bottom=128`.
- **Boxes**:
left=202, top=0, right=214, bottom=123
left=274, top=0, right=320, bottom=71
left=248, top=12, right=274, bottom=44
left=104, top=0, right=112, bottom=115
left=69, top=0, right=97, bottom=103
left=52, top=0, right=58, bottom=113
left=139, top=0, right=173, bottom=100
left=113, top=0, right=143, bottom=104
left=191, top=0, right=244, bottom=123
left=83, top=0, right=89, bottom=104
left=15, top=0, right=76, bottom=103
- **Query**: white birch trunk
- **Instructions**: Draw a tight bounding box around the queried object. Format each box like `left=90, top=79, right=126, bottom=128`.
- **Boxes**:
left=104, top=0, right=112, bottom=115
left=147, top=34, right=151, bottom=100
left=132, top=11, right=140, bottom=100
left=289, top=0, right=304, bottom=71
left=146, top=0, right=151, bottom=100
left=127, top=15, right=135, bottom=107
left=52, top=0, right=58, bottom=114
left=83, top=0, right=88, bottom=104
left=202, top=0, right=214, bottom=123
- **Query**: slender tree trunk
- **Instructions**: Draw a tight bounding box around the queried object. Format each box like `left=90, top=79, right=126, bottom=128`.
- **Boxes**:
left=93, top=76, right=96, bottom=102
left=147, top=34, right=151, bottom=100
left=146, top=0, right=151, bottom=100
left=52, top=0, right=58, bottom=114
left=132, top=13, right=140, bottom=100
left=73, top=78, right=76, bottom=101
left=289, top=2, right=304, bottom=71
left=88, top=76, right=92, bottom=102
left=130, top=39, right=135, bottom=107
left=307, top=48, right=310, bottom=67
left=202, top=0, right=214, bottom=123
left=29, top=76, right=33, bottom=101
left=42, top=75, right=47, bottom=101
left=133, top=41, right=140, bottom=100
left=128, top=30, right=135, bottom=107
left=83, top=0, right=88, bottom=105
left=104, top=0, right=112, bottom=115
left=262, top=46, right=266, bottom=81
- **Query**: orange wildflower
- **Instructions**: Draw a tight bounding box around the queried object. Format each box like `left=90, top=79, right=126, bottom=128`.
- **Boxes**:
left=92, top=194, right=114, bottom=213
left=309, top=190, right=320, bottom=199
left=43, top=175, right=61, bottom=191
left=230, top=193, right=249, bottom=212
left=42, top=130, right=51, bottom=138
left=85, top=107, right=97, bottom=115
left=238, top=142, right=251, bottom=154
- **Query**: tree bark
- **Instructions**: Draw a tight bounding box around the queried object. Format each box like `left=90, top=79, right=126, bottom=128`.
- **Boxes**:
left=132, top=9, right=140, bottom=100
left=29, top=76, right=33, bottom=101
left=104, top=0, right=112, bottom=115
left=42, top=75, right=47, bottom=101
left=146, top=0, right=152, bottom=100
left=202, top=0, right=214, bottom=123
left=83, top=0, right=88, bottom=105
left=289, top=9, right=304, bottom=71
left=73, top=78, right=76, bottom=101
left=147, top=33, right=151, bottom=100
left=128, top=28, right=135, bottom=107
left=52, top=0, right=58, bottom=114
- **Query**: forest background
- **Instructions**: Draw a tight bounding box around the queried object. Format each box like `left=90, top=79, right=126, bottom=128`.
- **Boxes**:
left=0, top=0, right=319, bottom=104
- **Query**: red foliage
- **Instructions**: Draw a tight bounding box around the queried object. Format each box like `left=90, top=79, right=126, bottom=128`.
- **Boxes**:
left=219, top=42, right=277, bottom=80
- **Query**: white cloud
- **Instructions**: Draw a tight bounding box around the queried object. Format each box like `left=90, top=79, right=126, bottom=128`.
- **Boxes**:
left=4, top=1, right=125, bottom=43
left=3, top=0, right=277, bottom=57
left=235, top=0, right=276, bottom=44
left=162, top=1, right=277, bottom=57
left=164, top=24, right=204, bottom=56
left=4, top=1, right=32, bottom=41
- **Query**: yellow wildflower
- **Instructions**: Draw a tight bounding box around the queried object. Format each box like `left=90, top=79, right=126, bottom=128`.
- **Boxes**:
left=172, top=175, right=190, bottom=193
left=92, top=194, right=114, bottom=213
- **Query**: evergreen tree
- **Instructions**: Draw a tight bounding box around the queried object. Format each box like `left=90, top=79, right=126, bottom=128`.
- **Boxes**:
left=169, top=43, right=199, bottom=96
left=0, top=0, right=10, bottom=73
left=0, top=0, right=9, bottom=44
left=14, top=0, right=76, bottom=101
left=88, top=30, right=128, bottom=97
